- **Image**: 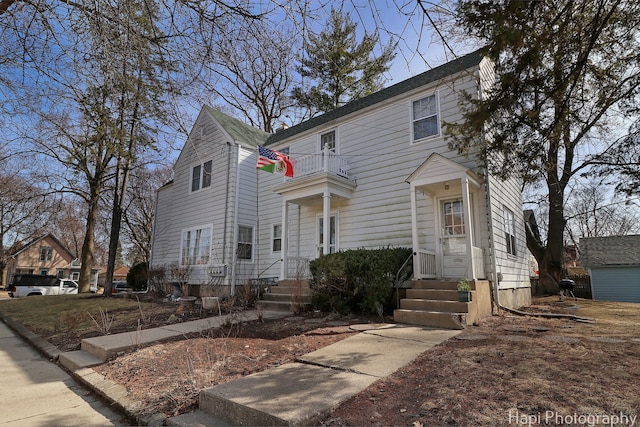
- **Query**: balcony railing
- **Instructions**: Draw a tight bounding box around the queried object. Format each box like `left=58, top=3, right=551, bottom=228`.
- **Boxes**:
left=291, top=146, right=349, bottom=179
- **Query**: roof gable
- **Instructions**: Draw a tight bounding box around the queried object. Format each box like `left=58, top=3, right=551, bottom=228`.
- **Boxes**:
left=204, top=106, right=270, bottom=148
left=580, top=235, right=640, bottom=267
left=266, top=49, right=485, bottom=146
left=406, top=153, right=480, bottom=187
left=11, top=233, right=75, bottom=260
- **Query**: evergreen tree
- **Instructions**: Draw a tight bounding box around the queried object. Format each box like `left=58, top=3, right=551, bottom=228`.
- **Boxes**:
left=447, top=0, right=640, bottom=293
left=292, top=7, right=395, bottom=116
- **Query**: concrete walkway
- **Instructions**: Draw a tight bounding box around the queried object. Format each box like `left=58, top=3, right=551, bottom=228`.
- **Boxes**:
left=0, top=321, right=126, bottom=427
left=2, top=307, right=460, bottom=426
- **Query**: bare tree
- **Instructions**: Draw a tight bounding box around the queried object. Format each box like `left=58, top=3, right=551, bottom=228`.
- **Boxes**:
left=0, top=166, right=57, bottom=287
left=122, top=165, right=173, bottom=265
left=203, top=19, right=299, bottom=132
left=565, top=180, right=640, bottom=246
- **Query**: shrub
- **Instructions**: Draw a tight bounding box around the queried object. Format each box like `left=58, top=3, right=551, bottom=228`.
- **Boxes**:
left=309, top=247, right=413, bottom=315
left=127, top=262, right=149, bottom=291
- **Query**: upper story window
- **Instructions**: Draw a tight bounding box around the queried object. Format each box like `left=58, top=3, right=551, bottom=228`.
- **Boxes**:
left=191, top=160, right=212, bottom=192
left=237, top=225, right=254, bottom=261
left=321, top=131, right=336, bottom=152
left=503, top=207, right=517, bottom=256
left=412, top=94, right=439, bottom=141
left=181, top=226, right=211, bottom=265
left=40, top=246, right=53, bottom=261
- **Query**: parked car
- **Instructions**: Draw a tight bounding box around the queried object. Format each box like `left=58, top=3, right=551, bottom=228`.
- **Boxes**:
left=111, top=281, right=129, bottom=293
left=9, top=275, right=78, bottom=297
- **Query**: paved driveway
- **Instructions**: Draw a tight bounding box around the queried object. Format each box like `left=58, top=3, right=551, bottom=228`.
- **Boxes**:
left=0, top=321, right=128, bottom=426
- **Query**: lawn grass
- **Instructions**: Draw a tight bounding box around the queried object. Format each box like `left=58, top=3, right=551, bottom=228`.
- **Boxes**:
left=0, top=293, right=191, bottom=351
left=0, top=293, right=151, bottom=335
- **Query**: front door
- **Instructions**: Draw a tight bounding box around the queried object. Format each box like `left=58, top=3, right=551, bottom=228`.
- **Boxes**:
left=441, top=199, right=469, bottom=278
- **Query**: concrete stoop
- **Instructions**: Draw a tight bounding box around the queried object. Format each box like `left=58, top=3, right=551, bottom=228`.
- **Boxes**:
left=256, top=280, right=313, bottom=313
left=394, top=279, right=492, bottom=329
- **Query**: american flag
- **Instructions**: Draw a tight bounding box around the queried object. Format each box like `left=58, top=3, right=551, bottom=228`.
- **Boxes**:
left=257, top=145, right=279, bottom=168
left=257, top=145, right=294, bottom=177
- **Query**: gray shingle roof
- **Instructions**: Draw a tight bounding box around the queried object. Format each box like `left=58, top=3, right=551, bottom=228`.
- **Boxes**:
left=205, top=106, right=270, bottom=147
left=580, top=235, right=640, bottom=267
left=265, top=48, right=485, bottom=146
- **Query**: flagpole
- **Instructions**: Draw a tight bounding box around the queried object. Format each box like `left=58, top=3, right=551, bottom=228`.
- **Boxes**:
left=255, top=149, right=260, bottom=279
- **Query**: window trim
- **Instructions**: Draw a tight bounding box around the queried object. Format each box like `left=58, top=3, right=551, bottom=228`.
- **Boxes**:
left=318, top=129, right=338, bottom=153
left=503, top=207, right=517, bottom=257
left=411, top=92, right=440, bottom=143
left=237, top=224, right=254, bottom=261
left=271, top=223, right=282, bottom=254
left=40, top=246, right=53, bottom=262
left=180, top=224, right=213, bottom=266
left=190, top=159, right=213, bottom=193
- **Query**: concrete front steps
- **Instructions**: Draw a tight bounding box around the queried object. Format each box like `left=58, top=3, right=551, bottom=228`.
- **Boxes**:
left=394, top=279, right=492, bottom=329
left=255, top=279, right=313, bottom=313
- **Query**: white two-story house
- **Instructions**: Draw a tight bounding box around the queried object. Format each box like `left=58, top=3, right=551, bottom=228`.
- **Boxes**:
left=150, top=50, right=531, bottom=324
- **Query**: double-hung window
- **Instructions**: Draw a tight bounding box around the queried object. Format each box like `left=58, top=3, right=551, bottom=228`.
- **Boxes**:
left=272, top=224, right=282, bottom=253
left=237, top=225, right=254, bottom=261
left=503, top=207, right=517, bottom=256
left=412, top=94, right=439, bottom=141
left=191, top=160, right=212, bottom=192
left=40, top=246, right=53, bottom=261
left=181, top=226, right=211, bottom=265
left=321, top=131, right=336, bottom=152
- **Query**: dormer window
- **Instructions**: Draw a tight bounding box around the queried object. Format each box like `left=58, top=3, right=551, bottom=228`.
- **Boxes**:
left=412, top=94, right=439, bottom=141
left=191, top=160, right=212, bottom=192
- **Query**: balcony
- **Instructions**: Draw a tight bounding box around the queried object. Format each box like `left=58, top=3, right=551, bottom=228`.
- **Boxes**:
left=291, top=147, right=349, bottom=180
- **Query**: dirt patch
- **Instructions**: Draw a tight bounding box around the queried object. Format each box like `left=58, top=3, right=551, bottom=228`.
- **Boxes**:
left=9, top=294, right=640, bottom=425
left=93, top=314, right=378, bottom=418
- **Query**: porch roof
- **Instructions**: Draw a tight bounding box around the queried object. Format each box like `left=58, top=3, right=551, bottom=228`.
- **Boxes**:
left=405, top=153, right=482, bottom=190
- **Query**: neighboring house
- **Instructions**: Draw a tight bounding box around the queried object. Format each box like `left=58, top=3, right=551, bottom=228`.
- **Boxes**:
left=151, top=49, right=531, bottom=312
left=3, top=234, right=99, bottom=287
left=580, top=235, right=640, bottom=302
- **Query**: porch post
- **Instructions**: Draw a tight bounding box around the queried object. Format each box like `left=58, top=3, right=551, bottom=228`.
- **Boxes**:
left=280, top=200, right=289, bottom=280
left=323, top=189, right=331, bottom=255
left=410, top=185, right=419, bottom=278
left=461, top=176, right=475, bottom=279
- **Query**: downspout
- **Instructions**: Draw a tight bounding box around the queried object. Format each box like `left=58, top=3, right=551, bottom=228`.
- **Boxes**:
left=230, top=142, right=242, bottom=295
left=477, top=63, right=501, bottom=312
left=484, top=172, right=501, bottom=313
left=222, top=141, right=232, bottom=265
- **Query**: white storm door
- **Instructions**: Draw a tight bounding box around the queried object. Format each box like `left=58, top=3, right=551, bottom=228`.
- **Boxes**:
left=441, top=199, right=469, bottom=278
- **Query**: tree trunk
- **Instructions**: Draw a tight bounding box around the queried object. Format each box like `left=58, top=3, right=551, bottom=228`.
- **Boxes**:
left=78, top=184, right=101, bottom=293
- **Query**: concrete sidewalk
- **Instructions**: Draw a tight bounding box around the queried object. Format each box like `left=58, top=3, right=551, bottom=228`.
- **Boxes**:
left=0, top=321, right=126, bottom=426
left=172, top=324, right=460, bottom=426
left=4, top=307, right=460, bottom=426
